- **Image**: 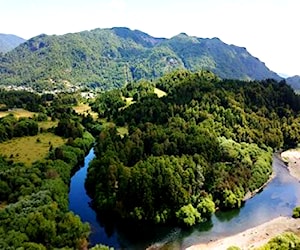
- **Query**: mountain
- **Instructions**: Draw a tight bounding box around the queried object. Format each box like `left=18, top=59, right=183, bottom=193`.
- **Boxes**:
left=0, top=34, right=26, bottom=53
left=0, top=27, right=282, bottom=91
left=286, top=75, right=300, bottom=90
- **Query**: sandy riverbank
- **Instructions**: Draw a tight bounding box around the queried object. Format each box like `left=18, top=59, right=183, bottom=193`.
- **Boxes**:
left=186, top=216, right=299, bottom=250
left=281, top=149, right=300, bottom=180
left=186, top=149, right=300, bottom=250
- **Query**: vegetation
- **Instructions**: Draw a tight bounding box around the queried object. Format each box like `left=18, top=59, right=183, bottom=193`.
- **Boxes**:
left=86, top=70, right=300, bottom=227
left=0, top=108, right=36, bottom=119
left=292, top=206, right=300, bottom=218
left=0, top=67, right=299, bottom=248
left=0, top=89, right=97, bottom=249
left=256, top=232, right=300, bottom=250
left=0, top=27, right=281, bottom=92
left=0, top=133, right=65, bottom=165
left=0, top=90, right=46, bottom=112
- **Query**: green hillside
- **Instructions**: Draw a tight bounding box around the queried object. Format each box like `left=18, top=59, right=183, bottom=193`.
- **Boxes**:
left=0, top=27, right=281, bottom=91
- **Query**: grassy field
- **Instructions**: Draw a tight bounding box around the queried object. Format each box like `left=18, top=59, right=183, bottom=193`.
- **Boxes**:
left=0, top=108, right=36, bottom=118
left=154, top=87, right=167, bottom=98
left=38, top=120, right=58, bottom=130
left=0, top=133, right=66, bottom=165
left=73, top=103, right=98, bottom=119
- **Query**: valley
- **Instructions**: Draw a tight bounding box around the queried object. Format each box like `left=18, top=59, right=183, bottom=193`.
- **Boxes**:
left=0, top=27, right=300, bottom=250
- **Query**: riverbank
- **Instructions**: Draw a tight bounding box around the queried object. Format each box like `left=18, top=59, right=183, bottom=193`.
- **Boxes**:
left=186, top=217, right=299, bottom=250
left=243, top=169, right=275, bottom=201
left=281, top=148, right=300, bottom=180
left=186, top=149, right=300, bottom=250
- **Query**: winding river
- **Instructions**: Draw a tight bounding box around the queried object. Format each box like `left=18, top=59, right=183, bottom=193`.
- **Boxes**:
left=69, top=149, right=300, bottom=249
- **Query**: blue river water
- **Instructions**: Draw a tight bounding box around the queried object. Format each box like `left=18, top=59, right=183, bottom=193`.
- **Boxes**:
left=69, top=149, right=300, bottom=249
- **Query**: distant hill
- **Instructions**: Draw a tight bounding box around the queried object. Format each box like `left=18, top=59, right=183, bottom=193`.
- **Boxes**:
left=0, top=34, right=26, bottom=53
left=286, top=76, right=300, bottom=90
left=0, top=27, right=282, bottom=91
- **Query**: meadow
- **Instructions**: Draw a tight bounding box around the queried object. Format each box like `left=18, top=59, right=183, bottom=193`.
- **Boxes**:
left=0, top=133, right=65, bottom=165
left=0, top=108, right=36, bottom=118
left=73, top=103, right=98, bottom=119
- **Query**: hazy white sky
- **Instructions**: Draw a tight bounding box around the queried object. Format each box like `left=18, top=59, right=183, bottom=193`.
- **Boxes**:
left=1, top=0, right=299, bottom=76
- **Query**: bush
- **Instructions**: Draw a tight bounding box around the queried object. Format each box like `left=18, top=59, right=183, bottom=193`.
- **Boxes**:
left=292, top=206, right=300, bottom=218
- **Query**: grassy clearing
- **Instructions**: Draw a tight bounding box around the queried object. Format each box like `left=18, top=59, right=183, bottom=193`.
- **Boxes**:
left=73, top=103, right=98, bottom=119
left=0, top=133, right=66, bottom=165
left=0, top=108, right=36, bottom=118
left=154, top=87, right=167, bottom=98
left=38, top=120, right=58, bottom=130
left=99, top=118, right=128, bottom=137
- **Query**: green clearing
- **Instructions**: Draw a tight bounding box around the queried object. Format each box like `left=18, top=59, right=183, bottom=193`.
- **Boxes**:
left=73, top=103, right=98, bottom=119
left=38, top=120, right=58, bottom=130
left=99, top=118, right=128, bottom=137
left=154, top=87, right=167, bottom=98
left=0, top=133, right=66, bottom=165
left=0, top=108, right=36, bottom=118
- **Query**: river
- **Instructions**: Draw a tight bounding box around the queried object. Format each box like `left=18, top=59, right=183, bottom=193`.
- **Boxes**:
left=69, top=149, right=300, bottom=249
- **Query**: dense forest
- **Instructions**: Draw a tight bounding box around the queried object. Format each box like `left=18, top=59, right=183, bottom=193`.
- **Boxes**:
left=0, top=27, right=281, bottom=91
left=1, top=69, right=300, bottom=249
left=86, top=70, right=300, bottom=227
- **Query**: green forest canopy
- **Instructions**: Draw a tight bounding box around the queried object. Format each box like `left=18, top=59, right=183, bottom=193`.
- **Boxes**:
left=86, top=70, right=300, bottom=226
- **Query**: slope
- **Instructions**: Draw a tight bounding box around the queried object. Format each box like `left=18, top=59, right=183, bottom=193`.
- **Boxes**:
left=0, top=34, right=26, bottom=53
left=0, top=27, right=282, bottom=91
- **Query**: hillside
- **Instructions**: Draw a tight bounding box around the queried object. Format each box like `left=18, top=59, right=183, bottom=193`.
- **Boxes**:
left=286, top=75, right=300, bottom=90
left=0, top=27, right=281, bottom=91
left=0, top=34, right=25, bottom=53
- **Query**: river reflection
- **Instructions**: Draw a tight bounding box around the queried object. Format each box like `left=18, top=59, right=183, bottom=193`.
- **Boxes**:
left=69, top=151, right=300, bottom=249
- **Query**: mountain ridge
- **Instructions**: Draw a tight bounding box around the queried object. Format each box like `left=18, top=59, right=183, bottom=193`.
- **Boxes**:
left=286, top=75, right=300, bottom=90
left=0, top=34, right=26, bottom=53
left=0, top=27, right=282, bottom=91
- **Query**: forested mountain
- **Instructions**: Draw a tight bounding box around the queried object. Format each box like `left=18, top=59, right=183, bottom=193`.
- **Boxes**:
left=286, top=75, right=300, bottom=90
left=0, top=34, right=25, bottom=53
left=0, top=27, right=281, bottom=91
left=85, top=70, right=300, bottom=227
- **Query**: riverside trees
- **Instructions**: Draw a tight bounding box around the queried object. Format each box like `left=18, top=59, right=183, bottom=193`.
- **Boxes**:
left=86, top=70, right=300, bottom=227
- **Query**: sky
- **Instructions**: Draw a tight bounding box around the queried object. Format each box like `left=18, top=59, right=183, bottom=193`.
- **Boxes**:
left=1, top=0, right=299, bottom=76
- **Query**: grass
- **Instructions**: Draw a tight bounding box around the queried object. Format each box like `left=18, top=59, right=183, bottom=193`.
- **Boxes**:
left=38, top=120, right=58, bottom=130
left=0, top=108, right=36, bottom=118
left=0, top=133, right=66, bottom=166
left=73, top=103, right=98, bottom=119
left=99, top=118, right=128, bottom=137
left=154, top=87, right=167, bottom=98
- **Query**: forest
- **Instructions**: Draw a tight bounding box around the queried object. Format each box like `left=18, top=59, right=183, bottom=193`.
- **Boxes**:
left=1, top=69, right=300, bottom=249
left=86, top=70, right=300, bottom=227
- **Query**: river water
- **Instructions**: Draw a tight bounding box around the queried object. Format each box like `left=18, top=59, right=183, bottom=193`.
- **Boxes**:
left=69, top=149, right=300, bottom=249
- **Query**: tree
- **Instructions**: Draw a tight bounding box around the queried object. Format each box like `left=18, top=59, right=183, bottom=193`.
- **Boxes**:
left=176, top=204, right=201, bottom=226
